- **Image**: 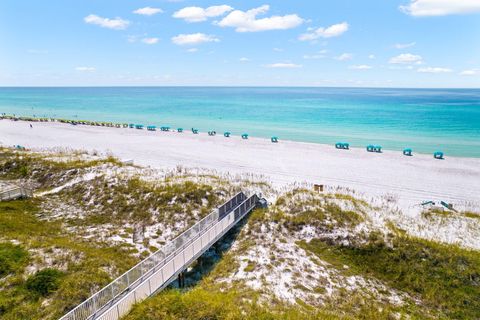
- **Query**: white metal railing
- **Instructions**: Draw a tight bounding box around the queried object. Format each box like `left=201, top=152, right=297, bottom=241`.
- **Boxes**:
left=60, top=192, right=256, bottom=320
left=0, top=186, right=33, bottom=201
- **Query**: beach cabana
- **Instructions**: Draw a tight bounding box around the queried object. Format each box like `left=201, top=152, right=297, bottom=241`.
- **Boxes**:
left=147, top=125, right=156, bottom=131
left=434, top=151, right=444, bottom=159
left=135, top=124, right=144, bottom=129
left=241, top=133, right=249, bottom=139
left=366, top=145, right=382, bottom=153
left=208, top=131, right=217, bottom=136
left=403, top=148, right=412, bottom=156
left=177, top=128, right=183, bottom=133
left=160, top=126, right=170, bottom=132
left=271, top=136, right=279, bottom=143
left=224, top=131, right=231, bottom=137
left=192, top=128, right=199, bottom=134
left=335, top=142, right=349, bottom=149
left=129, top=124, right=135, bottom=129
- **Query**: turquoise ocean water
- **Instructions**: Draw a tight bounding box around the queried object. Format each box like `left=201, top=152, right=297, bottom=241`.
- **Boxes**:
left=0, top=87, right=479, bottom=158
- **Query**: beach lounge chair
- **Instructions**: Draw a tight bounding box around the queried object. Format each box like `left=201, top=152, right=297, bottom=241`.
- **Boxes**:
left=271, top=136, right=279, bottom=143
left=434, top=151, right=444, bottom=159
left=403, top=148, right=412, bottom=156
left=192, top=128, right=199, bottom=134
left=177, top=128, right=183, bottom=133
left=224, top=131, right=231, bottom=137
left=242, top=133, right=249, bottom=139
left=336, top=142, right=349, bottom=149
left=208, top=131, right=216, bottom=136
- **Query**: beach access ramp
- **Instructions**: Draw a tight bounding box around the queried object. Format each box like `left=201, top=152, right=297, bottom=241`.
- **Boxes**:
left=59, top=192, right=261, bottom=320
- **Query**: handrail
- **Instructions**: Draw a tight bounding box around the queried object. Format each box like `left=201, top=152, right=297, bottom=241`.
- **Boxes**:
left=0, top=186, right=32, bottom=201
left=59, top=192, right=247, bottom=320
left=94, top=193, right=259, bottom=320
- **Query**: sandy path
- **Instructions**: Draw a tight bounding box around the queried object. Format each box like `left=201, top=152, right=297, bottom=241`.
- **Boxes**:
left=1, top=120, right=479, bottom=212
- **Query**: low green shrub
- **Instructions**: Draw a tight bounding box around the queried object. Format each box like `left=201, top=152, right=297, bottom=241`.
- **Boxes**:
left=26, top=268, right=64, bottom=297
left=0, top=242, right=28, bottom=277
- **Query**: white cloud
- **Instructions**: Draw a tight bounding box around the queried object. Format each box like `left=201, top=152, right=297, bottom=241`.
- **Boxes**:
left=173, top=5, right=233, bottom=22
left=171, top=33, right=220, bottom=45
left=273, top=48, right=284, bottom=52
left=460, top=69, right=479, bottom=75
left=349, top=64, right=372, bottom=70
left=299, top=22, right=349, bottom=41
left=133, top=7, right=163, bottom=16
left=239, top=57, right=250, bottom=62
left=389, top=53, right=422, bottom=64
left=400, top=0, right=480, bottom=16
left=217, top=5, right=303, bottom=32
left=265, top=63, right=302, bottom=68
left=417, top=67, right=452, bottom=73
left=334, top=53, right=353, bottom=61
left=84, top=14, right=129, bottom=30
left=187, top=48, right=199, bottom=53
left=142, top=37, right=159, bottom=45
left=368, top=54, right=376, bottom=59
left=75, top=66, right=95, bottom=72
left=394, top=42, right=416, bottom=49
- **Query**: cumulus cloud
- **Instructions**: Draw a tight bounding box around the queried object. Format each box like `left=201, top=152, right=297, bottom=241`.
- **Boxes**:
left=349, top=65, right=372, bottom=70
left=217, top=5, right=303, bottom=32
left=389, top=53, right=422, bottom=64
left=368, top=54, right=376, bottom=59
left=75, top=66, right=96, bottom=72
left=133, top=7, right=163, bottom=16
left=142, top=37, right=159, bottom=45
left=400, top=0, right=480, bottom=16
left=84, top=14, right=129, bottom=30
left=265, top=63, right=302, bottom=68
left=299, top=22, right=349, bottom=41
left=417, top=67, right=452, bottom=73
left=394, top=42, right=416, bottom=49
left=334, top=53, right=353, bottom=61
left=187, top=48, right=199, bottom=53
left=460, top=69, right=479, bottom=75
left=173, top=5, right=233, bottom=22
left=239, top=57, right=250, bottom=62
left=171, top=33, right=220, bottom=45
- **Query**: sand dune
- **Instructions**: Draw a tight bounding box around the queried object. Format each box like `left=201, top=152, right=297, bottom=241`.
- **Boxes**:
left=1, top=120, right=479, bottom=213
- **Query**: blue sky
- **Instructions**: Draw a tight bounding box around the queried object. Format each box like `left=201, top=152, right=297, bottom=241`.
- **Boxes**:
left=1, top=0, right=480, bottom=87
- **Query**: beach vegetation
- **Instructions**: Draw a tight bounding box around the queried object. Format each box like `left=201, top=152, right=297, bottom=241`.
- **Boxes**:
left=300, top=236, right=480, bottom=319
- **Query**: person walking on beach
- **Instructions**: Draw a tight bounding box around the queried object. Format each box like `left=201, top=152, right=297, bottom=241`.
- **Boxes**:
left=30, top=124, right=33, bottom=129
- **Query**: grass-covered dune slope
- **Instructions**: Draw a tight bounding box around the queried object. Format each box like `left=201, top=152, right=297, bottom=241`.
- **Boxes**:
left=0, top=147, right=479, bottom=320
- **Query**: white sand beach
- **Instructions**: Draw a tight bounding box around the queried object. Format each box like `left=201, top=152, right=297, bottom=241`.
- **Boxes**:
left=1, top=119, right=480, bottom=213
